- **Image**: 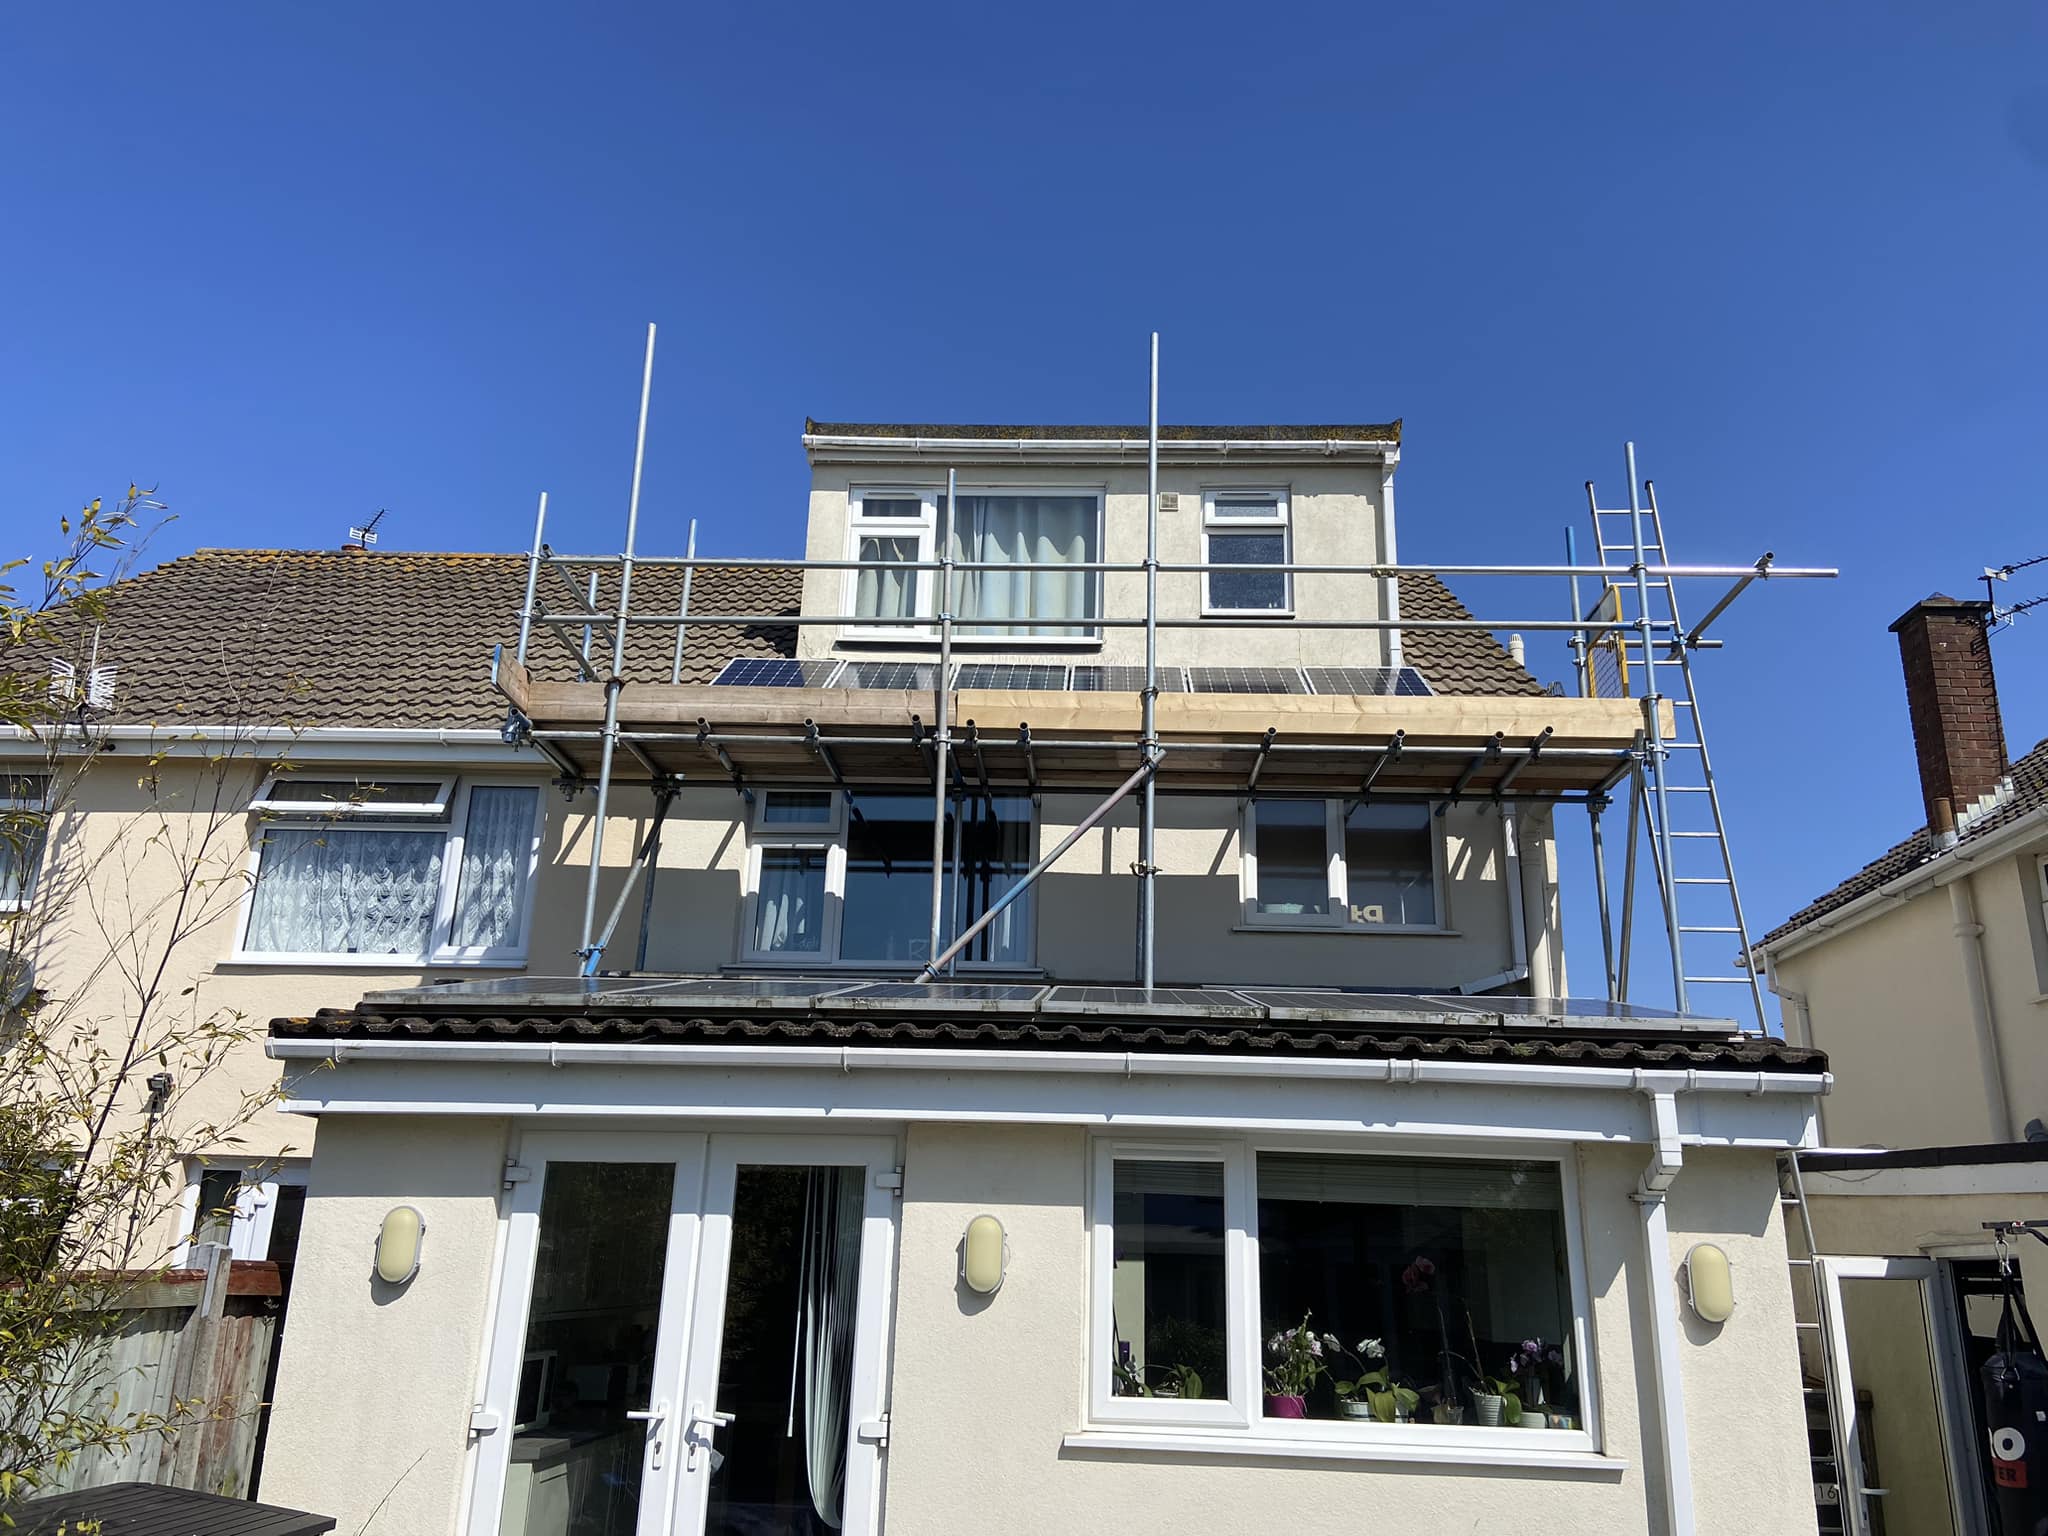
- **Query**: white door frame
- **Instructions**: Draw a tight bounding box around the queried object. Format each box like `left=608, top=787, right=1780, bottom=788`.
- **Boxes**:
left=464, top=1131, right=712, bottom=1536
left=463, top=1129, right=901, bottom=1536
left=673, top=1133, right=900, bottom=1536
left=1816, top=1254, right=1963, bottom=1536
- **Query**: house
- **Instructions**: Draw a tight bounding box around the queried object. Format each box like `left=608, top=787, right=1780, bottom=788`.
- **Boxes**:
left=230, top=418, right=1832, bottom=1536
left=1753, top=594, right=2048, bottom=1536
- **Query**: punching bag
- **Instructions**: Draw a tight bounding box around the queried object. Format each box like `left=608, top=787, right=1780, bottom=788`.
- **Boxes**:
left=1982, top=1259, right=2048, bottom=1535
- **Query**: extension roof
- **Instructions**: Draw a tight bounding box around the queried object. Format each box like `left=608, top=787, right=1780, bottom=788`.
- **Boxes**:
left=1760, top=733, right=2048, bottom=946
left=12, top=549, right=1538, bottom=729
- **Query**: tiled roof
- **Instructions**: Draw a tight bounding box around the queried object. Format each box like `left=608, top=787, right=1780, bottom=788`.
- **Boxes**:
left=1398, top=574, right=1548, bottom=697
left=22, top=549, right=797, bottom=729
left=272, top=1004, right=1823, bottom=1073
left=804, top=419, right=1402, bottom=443
left=1760, top=733, right=2048, bottom=945
left=12, top=550, right=1539, bottom=730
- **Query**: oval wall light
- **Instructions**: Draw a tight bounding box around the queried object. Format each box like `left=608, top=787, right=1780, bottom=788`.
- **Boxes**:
left=1683, top=1241, right=1734, bottom=1324
left=375, top=1205, right=427, bottom=1285
left=962, top=1214, right=1006, bottom=1295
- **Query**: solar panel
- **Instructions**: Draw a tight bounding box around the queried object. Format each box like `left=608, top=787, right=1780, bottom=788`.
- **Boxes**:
left=619, top=978, right=868, bottom=1007
left=1232, top=988, right=1458, bottom=1024
left=1069, top=666, right=1187, bottom=692
left=954, top=663, right=1070, bottom=691
left=357, top=976, right=689, bottom=1007
left=1186, top=667, right=1310, bottom=695
left=711, top=657, right=843, bottom=688
left=1042, top=985, right=1264, bottom=1018
left=834, top=661, right=944, bottom=690
left=825, top=982, right=1049, bottom=1011
left=1303, top=666, right=1433, bottom=698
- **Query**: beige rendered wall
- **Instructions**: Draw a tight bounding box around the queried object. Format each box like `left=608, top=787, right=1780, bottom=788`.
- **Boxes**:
left=797, top=459, right=1396, bottom=671
left=880, top=1125, right=1812, bottom=1536
left=260, top=1114, right=510, bottom=1535
left=1772, top=831, right=2048, bottom=1148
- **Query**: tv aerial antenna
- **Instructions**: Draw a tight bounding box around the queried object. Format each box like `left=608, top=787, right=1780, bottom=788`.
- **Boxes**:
left=347, top=508, right=389, bottom=549
left=1983, top=553, right=2048, bottom=631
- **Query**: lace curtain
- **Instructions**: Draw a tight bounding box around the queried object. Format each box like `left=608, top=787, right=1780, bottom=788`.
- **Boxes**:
left=789, top=1167, right=864, bottom=1528
left=755, top=847, right=825, bottom=954
left=246, top=826, right=445, bottom=955
left=948, top=496, right=1096, bottom=637
left=451, top=786, right=539, bottom=948
left=853, top=535, right=919, bottom=621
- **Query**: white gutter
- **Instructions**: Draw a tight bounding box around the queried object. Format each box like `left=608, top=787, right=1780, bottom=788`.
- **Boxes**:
left=0, top=724, right=540, bottom=764
left=266, top=1035, right=1828, bottom=1098
left=1756, top=804, right=2048, bottom=965
left=1632, top=1091, right=1695, bottom=1536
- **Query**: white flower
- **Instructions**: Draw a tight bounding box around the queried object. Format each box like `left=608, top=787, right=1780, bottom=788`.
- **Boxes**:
left=1359, top=1337, right=1386, bottom=1359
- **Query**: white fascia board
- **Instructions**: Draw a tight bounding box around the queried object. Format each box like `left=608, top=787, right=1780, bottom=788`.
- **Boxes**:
left=268, top=1040, right=1824, bottom=1147
left=1758, top=805, right=2048, bottom=966
left=1801, top=1160, right=2048, bottom=1199
left=0, top=725, right=541, bottom=768
left=802, top=434, right=1397, bottom=467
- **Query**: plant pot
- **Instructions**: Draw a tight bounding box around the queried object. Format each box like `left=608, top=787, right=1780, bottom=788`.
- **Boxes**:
left=1337, top=1399, right=1375, bottom=1420
left=1472, top=1392, right=1505, bottom=1427
left=1393, top=1405, right=1413, bottom=1424
left=1432, top=1403, right=1464, bottom=1425
left=1265, top=1393, right=1309, bottom=1419
left=1153, top=1385, right=1181, bottom=1399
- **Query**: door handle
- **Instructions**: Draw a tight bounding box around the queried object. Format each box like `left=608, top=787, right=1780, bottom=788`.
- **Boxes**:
left=685, top=1404, right=736, bottom=1470
left=625, top=1401, right=669, bottom=1470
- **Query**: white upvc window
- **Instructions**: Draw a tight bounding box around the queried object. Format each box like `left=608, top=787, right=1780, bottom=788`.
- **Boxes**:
left=842, top=484, right=1105, bottom=642
left=0, top=773, right=50, bottom=912
left=742, top=788, right=1036, bottom=968
left=1240, top=798, right=1444, bottom=931
left=1088, top=1135, right=1601, bottom=1458
left=1202, top=488, right=1292, bottom=615
left=234, top=775, right=544, bottom=966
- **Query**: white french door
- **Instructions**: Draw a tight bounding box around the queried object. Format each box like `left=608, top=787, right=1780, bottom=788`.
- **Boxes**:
left=465, top=1131, right=898, bottom=1536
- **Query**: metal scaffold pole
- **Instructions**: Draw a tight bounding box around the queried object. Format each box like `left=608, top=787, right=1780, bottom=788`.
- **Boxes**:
left=928, top=467, right=957, bottom=970
left=579, top=321, right=656, bottom=970
left=1139, top=333, right=1161, bottom=989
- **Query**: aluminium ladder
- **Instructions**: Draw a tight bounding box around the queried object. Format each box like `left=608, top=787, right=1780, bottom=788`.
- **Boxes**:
left=1586, top=468, right=1771, bottom=1032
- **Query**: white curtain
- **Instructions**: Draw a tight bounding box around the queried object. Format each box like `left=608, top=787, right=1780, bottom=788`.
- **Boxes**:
left=790, top=1167, right=864, bottom=1529
left=245, top=826, right=444, bottom=955
left=755, top=848, right=824, bottom=953
left=949, top=496, right=1094, bottom=636
left=450, top=786, right=538, bottom=948
left=854, top=535, right=918, bottom=621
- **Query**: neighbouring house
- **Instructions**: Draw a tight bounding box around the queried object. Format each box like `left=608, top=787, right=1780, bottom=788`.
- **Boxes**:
left=228, top=418, right=1830, bottom=1536
left=1754, top=593, right=2048, bottom=1536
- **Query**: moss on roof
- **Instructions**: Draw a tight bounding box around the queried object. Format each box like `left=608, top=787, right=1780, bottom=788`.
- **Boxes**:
left=805, top=419, right=1402, bottom=444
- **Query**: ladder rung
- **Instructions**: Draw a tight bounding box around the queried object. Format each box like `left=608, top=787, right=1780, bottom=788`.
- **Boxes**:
left=1671, top=830, right=1720, bottom=838
left=1788, top=1257, right=1814, bottom=1267
left=1684, top=975, right=1754, bottom=984
left=1681, top=925, right=1742, bottom=933
left=1675, top=877, right=1732, bottom=885
left=1664, top=786, right=1715, bottom=793
left=1796, top=1321, right=1822, bottom=1330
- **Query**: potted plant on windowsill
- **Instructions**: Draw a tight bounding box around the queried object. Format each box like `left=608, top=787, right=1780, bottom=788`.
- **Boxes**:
left=1329, top=1337, right=1420, bottom=1422
left=1263, top=1314, right=1326, bottom=1419
left=1510, top=1337, right=1566, bottom=1426
left=1470, top=1367, right=1524, bottom=1427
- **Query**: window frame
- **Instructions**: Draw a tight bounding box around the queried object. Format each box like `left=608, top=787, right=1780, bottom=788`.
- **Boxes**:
left=248, top=774, right=453, bottom=817
left=738, top=789, right=1038, bottom=970
left=840, top=483, right=1108, bottom=647
left=1238, top=797, right=1447, bottom=933
left=1201, top=487, right=1293, bottom=618
left=229, top=775, right=545, bottom=968
left=0, top=773, right=51, bottom=914
left=1086, top=1132, right=1604, bottom=1457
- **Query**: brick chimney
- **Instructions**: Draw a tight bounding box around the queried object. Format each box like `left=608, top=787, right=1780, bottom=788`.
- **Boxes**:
left=1890, top=594, right=2009, bottom=841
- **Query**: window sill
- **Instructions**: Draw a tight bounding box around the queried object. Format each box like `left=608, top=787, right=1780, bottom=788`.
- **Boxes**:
left=724, top=960, right=1045, bottom=977
left=835, top=634, right=1104, bottom=651
left=1061, top=1428, right=1619, bottom=1474
left=219, top=954, right=530, bottom=971
left=1200, top=609, right=1297, bottom=620
left=1234, top=922, right=1460, bottom=938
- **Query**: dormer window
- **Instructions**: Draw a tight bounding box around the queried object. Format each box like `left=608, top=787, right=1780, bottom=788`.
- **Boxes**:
left=1202, top=489, right=1291, bottom=615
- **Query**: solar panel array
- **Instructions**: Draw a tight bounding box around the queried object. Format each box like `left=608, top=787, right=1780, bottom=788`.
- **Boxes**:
left=366, top=976, right=1734, bottom=1034
left=705, top=657, right=1430, bottom=698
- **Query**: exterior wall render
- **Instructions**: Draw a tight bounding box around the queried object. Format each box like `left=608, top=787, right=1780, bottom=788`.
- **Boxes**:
left=258, top=1114, right=511, bottom=1536
left=798, top=461, right=1394, bottom=670
left=1769, top=834, right=2048, bottom=1149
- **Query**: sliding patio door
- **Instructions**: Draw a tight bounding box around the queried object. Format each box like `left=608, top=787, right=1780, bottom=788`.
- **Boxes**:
left=467, top=1132, right=897, bottom=1536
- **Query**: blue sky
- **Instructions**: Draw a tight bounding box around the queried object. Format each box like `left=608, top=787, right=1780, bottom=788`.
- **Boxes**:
left=4, top=3, right=2045, bottom=1012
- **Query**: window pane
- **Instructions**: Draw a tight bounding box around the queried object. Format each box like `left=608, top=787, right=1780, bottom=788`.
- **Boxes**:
left=753, top=847, right=827, bottom=954
left=762, top=790, right=834, bottom=826
left=1253, top=800, right=1329, bottom=916
left=948, top=495, right=1099, bottom=637
left=245, top=826, right=445, bottom=955
left=451, top=786, right=539, bottom=949
left=1344, top=803, right=1434, bottom=927
left=1256, top=1153, right=1579, bottom=1428
left=503, top=1162, right=675, bottom=1536
left=854, top=536, right=919, bottom=621
left=1, top=817, right=45, bottom=906
left=1211, top=495, right=1282, bottom=518
left=858, top=496, right=923, bottom=519
left=1207, top=532, right=1288, bottom=610
left=838, top=794, right=1034, bottom=966
left=1112, top=1160, right=1227, bottom=1402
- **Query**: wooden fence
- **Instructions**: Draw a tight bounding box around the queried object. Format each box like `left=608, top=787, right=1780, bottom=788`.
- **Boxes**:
left=39, top=1243, right=286, bottom=1499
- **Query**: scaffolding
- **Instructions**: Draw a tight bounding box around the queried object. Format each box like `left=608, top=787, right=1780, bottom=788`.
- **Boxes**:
left=494, top=325, right=1836, bottom=1026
